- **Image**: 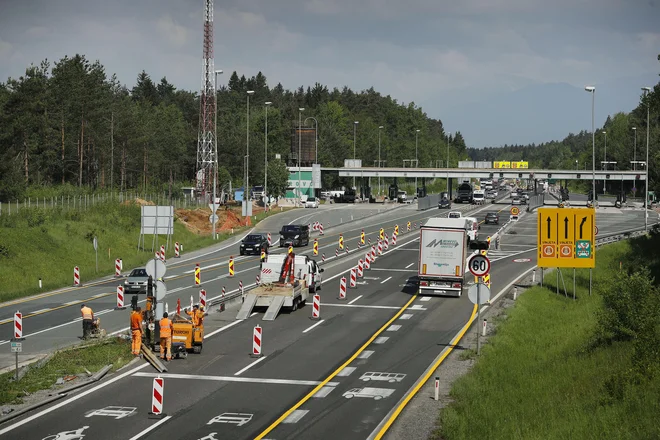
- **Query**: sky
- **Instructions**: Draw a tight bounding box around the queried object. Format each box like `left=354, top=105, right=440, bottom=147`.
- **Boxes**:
left=0, top=0, right=658, bottom=148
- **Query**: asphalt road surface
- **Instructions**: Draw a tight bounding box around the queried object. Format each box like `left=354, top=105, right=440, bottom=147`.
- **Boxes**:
left=1, top=194, right=651, bottom=440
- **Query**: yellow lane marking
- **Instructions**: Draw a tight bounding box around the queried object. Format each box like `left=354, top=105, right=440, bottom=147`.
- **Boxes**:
left=254, top=294, right=418, bottom=440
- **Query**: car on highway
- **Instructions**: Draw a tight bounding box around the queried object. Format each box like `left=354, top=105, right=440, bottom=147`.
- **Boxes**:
left=439, top=197, right=451, bottom=209
left=521, top=191, right=530, bottom=201
left=512, top=196, right=521, bottom=205
left=280, top=224, right=310, bottom=247
left=124, top=268, right=149, bottom=294
left=305, top=196, right=319, bottom=208
left=240, top=234, right=269, bottom=256
left=485, top=212, right=499, bottom=224
left=448, top=211, right=462, bottom=218
left=489, top=190, right=499, bottom=198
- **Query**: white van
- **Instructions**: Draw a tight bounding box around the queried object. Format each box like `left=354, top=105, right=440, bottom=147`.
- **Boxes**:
left=265, top=254, right=324, bottom=293
left=464, top=217, right=479, bottom=242
left=472, top=190, right=485, bottom=205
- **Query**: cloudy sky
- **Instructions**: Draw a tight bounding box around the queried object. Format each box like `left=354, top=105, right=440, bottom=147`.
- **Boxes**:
left=1, top=0, right=658, bottom=147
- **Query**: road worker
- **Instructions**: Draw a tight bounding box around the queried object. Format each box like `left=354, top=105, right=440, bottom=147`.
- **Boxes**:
left=159, top=312, right=173, bottom=361
left=130, top=306, right=143, bottom=356
left=186, top=304, right=207, bottom=327
left=80, top=304, right=94, bottom=339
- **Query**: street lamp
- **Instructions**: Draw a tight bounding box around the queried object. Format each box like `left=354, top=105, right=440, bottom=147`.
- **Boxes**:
left=632, top=127, right=637, bottom=170
left=415, top=129, right=420, bottom=192
left=353, top=121, right=359, bottom=188
left=264, top=101, right=272, bottom=211
left=642, top=86, right=651, bottom=231
left=584, top=86, right=596, bottom=206
left=446, top=132, right=451, bottom=197
left=304, top=117, right=318, bottom=164
left=212, top=69, right=223, bottom=239
left=298, top=107, right=305, bottom=204
left=246, top=91, right=254, bottom=207
left=602, top=130, right=607, bottom=194
left=575, top=159, right=578, bottom=170
left=378, top=125, right=384, bottom=196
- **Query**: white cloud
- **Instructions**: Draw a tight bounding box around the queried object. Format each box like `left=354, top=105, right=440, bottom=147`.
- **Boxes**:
left=156, top=15, right=189, bottom=48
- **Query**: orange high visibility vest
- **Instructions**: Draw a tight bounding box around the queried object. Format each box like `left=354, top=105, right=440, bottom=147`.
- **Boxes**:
left=159, top=318, right=173, bottom=337
left=130, top=312, right=142, bottom=331
left=81, top=306, right=93, bottom=320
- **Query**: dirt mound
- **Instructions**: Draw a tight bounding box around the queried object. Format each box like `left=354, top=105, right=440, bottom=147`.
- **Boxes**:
left=175, top=206, right=253, bottom=235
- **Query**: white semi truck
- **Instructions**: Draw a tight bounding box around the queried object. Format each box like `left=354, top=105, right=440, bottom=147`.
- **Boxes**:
left=236, top=253, right=323, bottom=321
left=417, top=217, right=468, bottom=297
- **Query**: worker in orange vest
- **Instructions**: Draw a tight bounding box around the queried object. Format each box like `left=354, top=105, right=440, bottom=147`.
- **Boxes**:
left=130, top=306, right=143, bottom=356
left=159, top=312, right=174, bottom=361
left=186, top=304, right=207, bottom=327
left=80, top=304, right=94, bottom=339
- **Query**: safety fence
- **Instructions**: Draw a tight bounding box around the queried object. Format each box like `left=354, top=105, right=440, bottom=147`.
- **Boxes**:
left=417, top=193, right=441, bottom=211
left=527, top=193, right=545, bottom=211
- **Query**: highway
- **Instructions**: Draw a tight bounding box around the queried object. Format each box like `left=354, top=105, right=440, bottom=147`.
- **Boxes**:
left=0, top=194, right=651, bottom=440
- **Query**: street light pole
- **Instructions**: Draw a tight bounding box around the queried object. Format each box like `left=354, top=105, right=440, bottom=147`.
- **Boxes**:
left=246, top=91, right=254, bottom=205
left=378, top=125, right=383, bottom=196
left=298, top=108, right=305, bottom=204
left=415, top=129, right=420, bottom=192
left=602, top=130, right=607, bottom=194
left=642, top=86, right=652, bottom=232
left=353, top=121, right=359, bottom=189
left=446, top=132, right=451, bottom=197
left=585, top=86, right=596, bottom=206
left=213, top=69, right=223, bottom=239
left=264, top=101, right=272, bottom=211
left=633, top=127, right=637, bottom=170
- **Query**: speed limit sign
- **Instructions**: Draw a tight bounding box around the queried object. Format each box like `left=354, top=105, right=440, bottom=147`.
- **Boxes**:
left=468, top=254, right=491, bottom=277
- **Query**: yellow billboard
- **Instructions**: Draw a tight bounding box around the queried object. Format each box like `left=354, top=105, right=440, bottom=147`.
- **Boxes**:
left=537, top=207, right=595, bottom=268
left=511, top=161, right=529, bottom=169
left=493, top=161, right=511, bottom=169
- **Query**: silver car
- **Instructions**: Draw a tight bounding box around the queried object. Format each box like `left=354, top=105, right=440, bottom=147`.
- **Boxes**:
left=124, top=268, right=149, bottom=294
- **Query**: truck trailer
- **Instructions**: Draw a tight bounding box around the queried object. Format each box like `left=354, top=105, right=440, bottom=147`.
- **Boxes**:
left=417, top=217, right=468, bottom=297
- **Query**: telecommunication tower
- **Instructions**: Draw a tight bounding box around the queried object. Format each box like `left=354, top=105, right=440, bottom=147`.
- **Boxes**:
left=196, top=0, right=215, bottom=196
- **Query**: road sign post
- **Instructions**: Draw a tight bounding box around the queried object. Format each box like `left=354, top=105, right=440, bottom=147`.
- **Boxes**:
left=93, top=236, right=98, bottom=273
left=468, top=255, right=491, bottom=356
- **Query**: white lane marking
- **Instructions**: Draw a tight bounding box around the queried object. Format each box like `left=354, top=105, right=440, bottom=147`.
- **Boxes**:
left=302, top=319, right=325, bottom=334
left=347, top=295, right=363, bottom=305
left=369, top=268, right=416, bottom=272
left=336, top=367, right=357, bottom=377
left=31, top=308, right=51, bottom=314
left=92, top=293, right=107, bottom=298
left=234, top=356, right=267, bottom=376
left=420, top=297, right=432, bottom=302
left=128, top=416, right=173, bottom=440
left=0, top=363, right=149, bottom=436
left=409, top=305, right=427, bottom=310
left=405, top=262, right=415, bottom=269
left=205, top=320, right=243, bottom=339
left=249, top=312, right=258, bottom=317
left=0, top=311, right=102, bottom=345
left=321, top=303, right=401, bottom=310
left=380, top=276, right=393, bottom=284
left=374, top=336, right=389, bottom=344
left=399, top=314, right=413, bottom=320
left=314, top=386, right=336, bottom=398
left=387, top=325, right=401, bottom=332
left=132, top=372, right=339, bottom=387
left=490, top=248, right=536, bottom=262
left=63, top=300, right=80, bottom=306
left=358, top=350, right=375, bottom=359
left=282, top=409, right=309, bottom=424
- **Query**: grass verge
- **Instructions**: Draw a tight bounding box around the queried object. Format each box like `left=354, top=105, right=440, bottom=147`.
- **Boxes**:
left=0, top=338, right=132, bottom=405
left=436, top=239, right=660, bottom=440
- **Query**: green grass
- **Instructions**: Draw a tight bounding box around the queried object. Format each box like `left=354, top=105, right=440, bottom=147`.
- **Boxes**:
left=0, top=338, right=132, bottom=405
left=0, top=201, right=293, bottom=302
left=436, top=240, right=660, bottom=440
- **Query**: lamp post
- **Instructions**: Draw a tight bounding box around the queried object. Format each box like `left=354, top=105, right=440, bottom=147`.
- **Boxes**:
left=213, top=69, right=223, bottom=239
left=246, top=90, right=254, bottom=206
left=642, top=86, right=651, bottom=231
left=575, top=160, right=578, bottom=170
left=264, top=101, right=272, bottom=211
left=632, top=127, right=637, bottom=170
left=602, top=130, right=607, bottom=194
left=415, top=129, right=420, bottom=192
left=304, top=117, right=318, bottom=165
left=585, top=86, right=596, bottom=206
left=298, top=107, right=305, bottom=204
left=378, top=125, right=384, bottom=196
left=446, top=132, right=451, bottom=197
left=353, top=121, right=359, bottom=188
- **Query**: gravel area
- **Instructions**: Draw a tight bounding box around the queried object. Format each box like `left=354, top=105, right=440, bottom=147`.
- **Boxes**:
left=384, top=274, right=536, bottom=440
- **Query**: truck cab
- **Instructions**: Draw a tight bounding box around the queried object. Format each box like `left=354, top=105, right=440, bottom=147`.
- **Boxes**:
left=264, top=254, right=324, bottom=293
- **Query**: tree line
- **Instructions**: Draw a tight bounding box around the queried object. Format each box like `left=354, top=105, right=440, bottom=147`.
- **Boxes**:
left=0, top=54, right=468, bottom=202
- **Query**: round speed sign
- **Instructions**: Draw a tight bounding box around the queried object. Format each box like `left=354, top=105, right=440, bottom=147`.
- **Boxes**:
left=468, top=254, right=491, bottom=277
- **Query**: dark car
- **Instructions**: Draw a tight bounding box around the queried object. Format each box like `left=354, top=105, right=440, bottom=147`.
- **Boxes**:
left=438, top=197, right=451, bottom=209
left=279, top=224, right=310, bottom=247
left=485, top=212, right=499, bottom=225
left=124, top=268, right=149, bottom=294
left=240, top=234, right=269, bottom=256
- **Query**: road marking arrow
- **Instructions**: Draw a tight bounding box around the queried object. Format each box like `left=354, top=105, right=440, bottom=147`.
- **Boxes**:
left=546, top=216, right=552, bottom=239
left=579, top=216, right=587, bottom=239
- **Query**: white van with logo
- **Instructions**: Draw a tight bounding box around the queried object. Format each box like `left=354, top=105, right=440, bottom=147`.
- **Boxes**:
left=464, top=217, right=479, bottom=242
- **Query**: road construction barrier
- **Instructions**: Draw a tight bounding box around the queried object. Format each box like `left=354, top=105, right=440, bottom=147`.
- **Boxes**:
left=339, top=234, right=344, bottom=250
left=395, top=224, right=399, bottom=235
left=313, top=239, right=318, bottom=256
left=176, top=299, right=181, bottom=315
left=14, top=311, right=22, bottom=339
left=384, top=237, right=389, bottom=250
left=174, top=242, right=180, bottom=258
left=371, top=245, right=376, bottom=260
left=115, top=286, right=126, bottom=310
left=350, top=268, right=357, bottom=288
left=311, top=294, right=320, bottom=319
left=228, top=257, right=235, bottom=277
left=288, top=245, right=293, bottom=254
left=357, top=259, right=364, bottom=278
left=339, top=277, right=347, bottom=299
left=319, top=223, right=324, bottom=235
left=239, top=281, right=244, bottom=295
left=379, top=228, right=384, bottom=240
left=368, top=237, right=372, bottom=245
left=150, top=377, right=165, bottom=417
left=267, top=232, right=272, bottom=246
left=199, top=289, right=206, bottom=309
left=252, top=325, right=263, bottom=357
left=365, top=253, right=372, bottom=270
left=256, top=275, right=260, bottom=285
left=392, top=234, right=397, bottom=245
left=195, top=263, right=201, bottom=286
left=345, top=245, right=349, bottom=254
left=115, top=259, right=122, bottom=277
left=160, top=245, right=165, bottom=262
left=377, top=240, right=383, bottom=255
left=260, top=249, right=266, bottom=261
left=360, top=230, right=365, bottom=245
left=73, top=266, right=81, bottom=287
left=335, top=248, right=339, bottom=258
left=407, top=221, right=411, bottom=231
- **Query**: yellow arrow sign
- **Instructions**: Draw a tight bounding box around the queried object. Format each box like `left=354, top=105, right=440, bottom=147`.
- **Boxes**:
left=537, top=207, right=595, bottom=268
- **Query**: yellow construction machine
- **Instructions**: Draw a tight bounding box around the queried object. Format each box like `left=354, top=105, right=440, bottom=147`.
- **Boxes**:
left=170, top=313, right=204, bottom=358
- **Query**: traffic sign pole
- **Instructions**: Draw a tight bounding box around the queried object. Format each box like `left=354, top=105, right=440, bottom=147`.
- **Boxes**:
left=477, top=283, right=482, bottom=356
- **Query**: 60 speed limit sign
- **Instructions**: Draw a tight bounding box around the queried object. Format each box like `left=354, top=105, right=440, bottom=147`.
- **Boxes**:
left=468, top=254, right=491, bottom=277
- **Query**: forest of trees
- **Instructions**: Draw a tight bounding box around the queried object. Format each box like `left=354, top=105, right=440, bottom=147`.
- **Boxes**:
left=0, top=54, right=469, bottom=201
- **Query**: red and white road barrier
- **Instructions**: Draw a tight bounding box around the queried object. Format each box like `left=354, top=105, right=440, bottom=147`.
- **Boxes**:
left=368, top=238, right=372, bottom=245
left=377, top=240, right=383, bottom=255
left=414, top=222, right=417, bottom=229
left=252, top=325, right=263, bottom=356
left=176, top=299, right=181, bottom=315
left=199, top=289, right=207, bottom=309
left=73, top=266, right=81, bottom=287
left=115, top=259, right=122, bottom=277
left=364, top=253, right=371, bottom=270
left=392, top=234, right=397, bottom=245
left=322, top=253, right=326, bottom=262
left=256, top=275, right=261, bottom=285
left=345, top=245, right=349, bottom=254
left=151, top=377, right=165, bottom=416
left=311, top=294, right=320, bottom=319
left=174, top=242, right=180, bottom=258
left=14, top=311, right=22, bottom=339
left=239, top=280, right=244, bottom=295
left=115, top=286, right=125, bottom=310
left=371, top=245, right=376, bottom=260
left=319, top=223, right=324, bottom=235
left=339, top=277, right=347, bottom=299
left=384, top=237, right=389, bottom=250
left=350, top=268, right=357, bottom=288
left=357, top=259, right=364, bottom=278
left=267, top=233, right=272, bottom=246
left=335, top=249, right=339, bottom=258
left=160, top=245, right=165, bottom=262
